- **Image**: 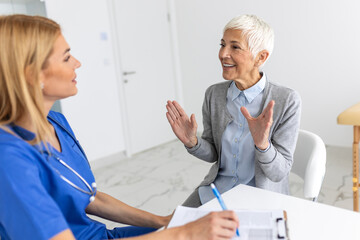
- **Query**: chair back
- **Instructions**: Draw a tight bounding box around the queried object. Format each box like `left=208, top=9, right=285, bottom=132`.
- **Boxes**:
left=292, top=129, right=326, bottom=200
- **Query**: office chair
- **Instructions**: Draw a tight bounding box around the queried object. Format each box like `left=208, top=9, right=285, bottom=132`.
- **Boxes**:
left=291, top=129, right=327, bottom=202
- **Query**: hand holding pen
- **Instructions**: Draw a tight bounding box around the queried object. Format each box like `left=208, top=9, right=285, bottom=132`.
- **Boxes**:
left=211, top=183, right=240, bottom=237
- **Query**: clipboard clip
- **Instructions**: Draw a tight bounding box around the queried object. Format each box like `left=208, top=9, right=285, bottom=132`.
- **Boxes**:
left=276, top=218, right=286, bottom=239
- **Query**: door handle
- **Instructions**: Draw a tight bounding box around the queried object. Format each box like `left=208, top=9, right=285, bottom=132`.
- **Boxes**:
left=123, top=71, right=136, bottom=84
left=123, top=71, right=136, bottom=76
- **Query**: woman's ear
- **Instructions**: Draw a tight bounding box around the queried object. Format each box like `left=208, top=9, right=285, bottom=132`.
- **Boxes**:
left=39, top=71, right=45, bottom=89
left=25, top=65, right=45, bottom=89
left=24, top=66, right=35, bottom=84
left=255, top=50, right=269, bottom=67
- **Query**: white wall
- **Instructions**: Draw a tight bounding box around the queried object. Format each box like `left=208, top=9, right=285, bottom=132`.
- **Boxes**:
left=45, top=0, right=125, bottom=161
left=174, top=0, right=360, bottom=147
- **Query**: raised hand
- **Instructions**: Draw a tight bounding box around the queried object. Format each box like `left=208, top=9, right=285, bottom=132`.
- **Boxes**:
left=182, top=211, right=239, bottom=240
left=166, top=100, right=198, bottom=148
left=240, top=100, right=275, bottom=150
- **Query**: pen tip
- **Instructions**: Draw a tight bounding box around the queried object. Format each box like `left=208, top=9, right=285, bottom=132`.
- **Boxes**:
left=210, top=183, right=215, bottom=188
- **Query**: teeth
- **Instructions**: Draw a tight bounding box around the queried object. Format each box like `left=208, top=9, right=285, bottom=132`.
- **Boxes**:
left=223, top=64, right=235, bottom=67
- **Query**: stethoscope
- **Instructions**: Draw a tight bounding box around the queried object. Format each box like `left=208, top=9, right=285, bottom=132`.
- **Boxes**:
left=41, top=115, right=97, bottom=202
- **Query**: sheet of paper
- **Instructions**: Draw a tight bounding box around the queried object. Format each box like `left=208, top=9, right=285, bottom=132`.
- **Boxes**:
left=168, top=206, right=287, bottom=240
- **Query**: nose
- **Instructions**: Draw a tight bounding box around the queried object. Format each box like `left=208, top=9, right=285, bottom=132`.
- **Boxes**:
left=219, top=46, right=230, bottom=60
left=74, top=57, right=81, bottom=69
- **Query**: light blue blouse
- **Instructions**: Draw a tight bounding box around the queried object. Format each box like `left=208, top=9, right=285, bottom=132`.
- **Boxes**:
left=199, top=74, right=266, bottom=204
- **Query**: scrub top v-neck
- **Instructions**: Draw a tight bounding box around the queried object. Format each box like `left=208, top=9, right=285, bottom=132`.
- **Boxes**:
left=0, top=111, right=107, bottom=240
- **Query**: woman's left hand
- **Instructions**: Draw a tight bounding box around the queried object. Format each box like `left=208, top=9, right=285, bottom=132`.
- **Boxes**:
left=240, top=100, right=275, bottom=150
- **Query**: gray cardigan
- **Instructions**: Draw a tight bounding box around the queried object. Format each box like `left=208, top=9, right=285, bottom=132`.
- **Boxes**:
left=187, top=80, right=301, bottom=195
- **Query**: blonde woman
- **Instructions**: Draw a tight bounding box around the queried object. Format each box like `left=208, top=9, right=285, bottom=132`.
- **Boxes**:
left=0, top=15, right=239, bottom=240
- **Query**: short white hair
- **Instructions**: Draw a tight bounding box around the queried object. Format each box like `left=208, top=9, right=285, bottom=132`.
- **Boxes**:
left=224, top=15, right=274, bottom=63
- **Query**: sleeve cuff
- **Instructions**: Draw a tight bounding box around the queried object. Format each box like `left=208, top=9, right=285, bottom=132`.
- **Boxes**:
left=255, top=140, right=271, bottom=153
left=185, top=137, right=201, bottom=153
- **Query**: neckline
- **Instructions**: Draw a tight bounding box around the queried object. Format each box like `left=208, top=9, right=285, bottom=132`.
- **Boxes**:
left=10, top=124, right=35, bottom=141
left=10, top=122, right=64, bottom=154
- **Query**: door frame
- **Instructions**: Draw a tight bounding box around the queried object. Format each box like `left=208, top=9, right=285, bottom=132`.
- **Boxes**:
left=106, top=0, right=183, bottom=157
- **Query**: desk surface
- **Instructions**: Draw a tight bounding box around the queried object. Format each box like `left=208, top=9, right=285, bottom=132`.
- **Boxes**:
left=201, top=184, right=360, bottom=240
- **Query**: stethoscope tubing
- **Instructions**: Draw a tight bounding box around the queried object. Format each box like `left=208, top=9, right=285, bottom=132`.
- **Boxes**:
left=57, top=157, right=96, bottom=196
left=45, top=115, right=96, bottom=201
left=47, top=115, right=90, bottom=166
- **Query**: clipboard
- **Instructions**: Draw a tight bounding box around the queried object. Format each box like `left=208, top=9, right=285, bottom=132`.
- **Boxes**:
left=168, top=206, right=290, bottom=240
left=275, top=211, right=290, bottom=239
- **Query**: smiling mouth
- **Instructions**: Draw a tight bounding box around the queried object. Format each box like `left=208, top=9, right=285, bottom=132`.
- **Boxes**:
left=223, top=63, right=235, bottom=67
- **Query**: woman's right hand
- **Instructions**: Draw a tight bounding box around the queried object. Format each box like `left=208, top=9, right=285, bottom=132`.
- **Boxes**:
left=181, top=211, right=239, bottom=240
left=166, top=100, right=198, bottom=148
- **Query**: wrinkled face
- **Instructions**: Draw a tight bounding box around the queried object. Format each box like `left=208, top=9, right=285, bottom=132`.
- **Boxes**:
left=218, top=29, right=257, bottom=82
left=41, top=34, right=81, bottom=103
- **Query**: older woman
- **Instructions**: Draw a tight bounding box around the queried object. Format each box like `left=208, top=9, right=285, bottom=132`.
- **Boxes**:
left=166, top=14, right=301, bottom=207
left=0, top=14, right=239, bottom=240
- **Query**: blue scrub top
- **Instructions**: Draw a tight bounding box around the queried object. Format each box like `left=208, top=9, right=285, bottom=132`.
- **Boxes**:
left=0, top=111, right=107, bottom=240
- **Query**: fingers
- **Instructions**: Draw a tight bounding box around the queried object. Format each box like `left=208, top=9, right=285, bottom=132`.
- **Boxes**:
left=166, top=100, right=180, bottom=121
left=217, top=211, right=239, bottom=227
left=263, top=100, right=275, bottom=116
left=166, top=112, right=174, bottom=125
left=219, top=212, right=239, bottom=239
left=208, top=211, right=239, bottom=238
left=184, top=211, right=239, bottom=240
left=172, top=100, right=187, bottom=117
left=190, top=114, right=198, bottom=129
left=262, top=100, right=275, bottom=126
left=166, top=100, right=189, bottom=120
left=240, top=106, right=252, bottom=120
left=242, top=100, right=275, bottom=121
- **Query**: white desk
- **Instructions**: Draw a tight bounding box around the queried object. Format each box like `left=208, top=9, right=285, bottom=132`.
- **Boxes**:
left=201, top=184, right=360, bottom=240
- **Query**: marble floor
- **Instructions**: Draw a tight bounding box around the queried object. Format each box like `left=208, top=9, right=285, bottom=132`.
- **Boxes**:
left=90, top=140, right=356, bottom=229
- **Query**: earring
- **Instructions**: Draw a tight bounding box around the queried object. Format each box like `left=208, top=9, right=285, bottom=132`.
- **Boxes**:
left=40, top=82, right=44, bottom=89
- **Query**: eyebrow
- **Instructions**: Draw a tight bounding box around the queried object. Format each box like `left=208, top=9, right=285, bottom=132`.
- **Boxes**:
left=220, top=39, right=241, bottom=44
left=63, top=48, right=70, bottom=55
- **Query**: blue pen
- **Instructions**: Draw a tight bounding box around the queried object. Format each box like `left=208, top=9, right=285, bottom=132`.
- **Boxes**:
left=210, top=183, right=240, bottom=237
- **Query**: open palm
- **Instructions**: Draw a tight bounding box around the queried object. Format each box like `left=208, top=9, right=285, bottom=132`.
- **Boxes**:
left=166, top=100, right=198, bottom=148
left=241, top=100, right=275, bottom=150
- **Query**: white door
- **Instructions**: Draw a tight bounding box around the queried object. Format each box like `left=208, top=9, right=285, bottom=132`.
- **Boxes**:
left=111, top=0, right=178, bottom=155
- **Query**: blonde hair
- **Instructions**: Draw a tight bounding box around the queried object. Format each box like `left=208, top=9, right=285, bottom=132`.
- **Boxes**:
left=0, top=14, right=61, bottom=145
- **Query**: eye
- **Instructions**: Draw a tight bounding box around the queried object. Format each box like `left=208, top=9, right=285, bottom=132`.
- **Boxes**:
left=232, top=45, right=241, bottom=50
left=64, top=55, right=71, bottom=62
left=220, top=43, right=225, bottom=47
